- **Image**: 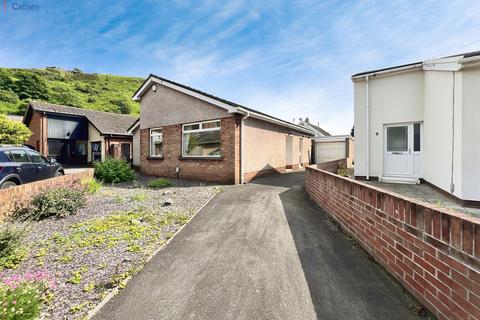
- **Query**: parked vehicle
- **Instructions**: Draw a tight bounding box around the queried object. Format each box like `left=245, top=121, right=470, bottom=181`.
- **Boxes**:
left=0, top=145, right=64, bottom=188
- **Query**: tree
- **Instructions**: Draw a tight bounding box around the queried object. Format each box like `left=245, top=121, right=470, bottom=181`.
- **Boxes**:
left=0, top=115, right=32, bottom=144
left=350, top=126, right=354, bottom=137
left=13, top=72, right=49, bottom=100
left=110, top=98, right=131, bottom=114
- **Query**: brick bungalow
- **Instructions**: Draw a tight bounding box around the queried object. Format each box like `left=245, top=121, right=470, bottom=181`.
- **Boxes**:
left=130, top=74, right=314, bottom=184
left=23, top=101, right=138, bottom=165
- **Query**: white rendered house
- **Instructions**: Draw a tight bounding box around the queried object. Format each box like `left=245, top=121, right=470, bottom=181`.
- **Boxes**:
left=352, top=51, right=480, bottom=207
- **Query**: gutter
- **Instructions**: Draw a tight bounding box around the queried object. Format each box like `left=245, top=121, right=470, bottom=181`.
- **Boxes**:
left=240, top=110, right=250, bottom=184
left=235, top=107, right=314, bottom=136
left=352, top=63, right=423, bottom=80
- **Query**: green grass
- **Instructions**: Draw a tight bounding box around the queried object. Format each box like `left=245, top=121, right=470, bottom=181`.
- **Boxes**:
left=0, top=67, right=143, bottom=116
left=148, top=178, right=173, bottom=189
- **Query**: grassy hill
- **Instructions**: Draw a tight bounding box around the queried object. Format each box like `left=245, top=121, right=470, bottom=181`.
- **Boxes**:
left=0, top=67, right=144, bottom=116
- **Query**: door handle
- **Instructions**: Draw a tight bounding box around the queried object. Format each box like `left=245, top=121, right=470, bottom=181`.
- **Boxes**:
left=16, top=167, right=22, bottom=172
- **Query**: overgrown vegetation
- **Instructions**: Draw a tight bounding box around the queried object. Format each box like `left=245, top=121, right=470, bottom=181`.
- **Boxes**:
left=0, top=67, right=142, bottom=115
left=14, top=188, right=86, bottom=221
left=81, top=177, right=102, bottom=194
left=94, top=158, right=135, bottom=183
left=0, top=224, right=28, bottom=270
left=148, top=178, right=173, bottom=189
left=337, top=161, right=349, bottom=177
left=0, top=114, right=32, bottom=144
left=0, top=270, right=55, bottom=320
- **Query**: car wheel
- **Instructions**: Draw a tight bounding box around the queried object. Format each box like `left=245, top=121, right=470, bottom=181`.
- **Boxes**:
left=55, top=171, right=64, bottom=177
left=1, top=181, right=18, bottom=189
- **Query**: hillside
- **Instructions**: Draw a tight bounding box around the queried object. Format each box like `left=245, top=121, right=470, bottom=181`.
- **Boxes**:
left=0, top=67, right=143, bottom=116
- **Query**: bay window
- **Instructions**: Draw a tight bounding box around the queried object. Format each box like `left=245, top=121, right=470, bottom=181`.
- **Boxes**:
left=182, top=120, right=221, bottom=157
left=150, top=128, right=163, bottom=157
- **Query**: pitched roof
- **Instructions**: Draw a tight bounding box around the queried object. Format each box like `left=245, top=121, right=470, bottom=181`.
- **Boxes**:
left=133, top=74, right=315, bottom=136
left=26, top=101, right=138, bottom=136
left=297, top=120, right=330, bottom=136
left=352, top=50, right=480, bottom=78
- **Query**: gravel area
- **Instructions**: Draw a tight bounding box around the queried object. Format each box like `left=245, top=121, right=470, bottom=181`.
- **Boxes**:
left=1, top=177, right=220, bottom=319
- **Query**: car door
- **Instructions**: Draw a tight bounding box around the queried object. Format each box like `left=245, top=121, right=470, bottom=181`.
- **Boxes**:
left=9, top=149, right=38, bottom=183
left=27, top=149, right=52, bottom=180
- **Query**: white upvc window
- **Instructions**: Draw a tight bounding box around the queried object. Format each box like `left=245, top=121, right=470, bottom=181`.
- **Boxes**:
left=182, top=120, right=221, bottom=158
left=150, top=128, right=163, bottom=157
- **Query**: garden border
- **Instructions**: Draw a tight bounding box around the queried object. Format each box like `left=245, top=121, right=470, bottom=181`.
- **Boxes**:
left=86, top=190, right=219, bottom=319
left=0, top=169, right=94, bottom=218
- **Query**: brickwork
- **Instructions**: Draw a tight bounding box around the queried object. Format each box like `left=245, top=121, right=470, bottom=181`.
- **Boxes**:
left=0, top=169, right=94, bottom=217
left=140, top=117, right=241, bottom=183
left=26, top=111, right=48, bottom=154
left=305, top=166, right=480, bottom=320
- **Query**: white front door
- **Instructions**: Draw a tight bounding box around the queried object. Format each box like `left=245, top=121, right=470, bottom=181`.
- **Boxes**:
left=384, top=124, right=413, bottom=177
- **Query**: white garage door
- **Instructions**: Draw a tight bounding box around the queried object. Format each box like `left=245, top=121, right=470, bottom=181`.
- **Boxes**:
left=315, top=141, right=345, bottom=163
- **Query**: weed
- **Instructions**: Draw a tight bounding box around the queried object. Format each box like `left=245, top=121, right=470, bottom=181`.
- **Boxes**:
left=0, top=224, right=28, bottom=270
left=83, top=282, right=95, bottom=293
left=81, top=178, right=102, bottom=194
left=70, top=301, right=89, bottom=314
left=131, top=193, right=147, bottom=202
left=148, top=178, right=172, bottom=189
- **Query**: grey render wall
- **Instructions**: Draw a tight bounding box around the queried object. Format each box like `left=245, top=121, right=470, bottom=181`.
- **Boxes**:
left=139, top=83, right=232, bottom=129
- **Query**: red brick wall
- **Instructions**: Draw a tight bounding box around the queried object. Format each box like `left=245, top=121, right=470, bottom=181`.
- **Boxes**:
left=140, top=116, right=241, bottom=183
left=305, top=166, right=480, bottom=320
left=0, top=169, right=94, bottom=218
left=26, top=111, right=48, bottom=154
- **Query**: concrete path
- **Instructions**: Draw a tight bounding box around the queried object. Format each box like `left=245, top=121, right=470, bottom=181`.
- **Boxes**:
left=94, top=172, right=423, bottom=320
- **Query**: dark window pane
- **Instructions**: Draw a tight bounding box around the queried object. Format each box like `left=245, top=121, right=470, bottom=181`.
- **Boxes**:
left=414, top=123, right=421, bottom=152
left=184, top=124, right=200, bottom=131
left=387, top=126, right=408, bottom=152
left=183, top=131, right=221, bottom=157
left=27, top=150, right=46, bottom=163
left=10, top=150, right=30, bottom=163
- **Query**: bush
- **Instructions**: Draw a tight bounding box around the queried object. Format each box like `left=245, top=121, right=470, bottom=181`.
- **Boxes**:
left=17, top=188, right=86, bottom=221
left=0, top=114, right=32, bottom=144
left=148, top=178, right=172, bottom=189
left=94, top=158, right=135, bottom=183
left=0, top=270, right=55, bottom=320
left=0, top=225, right=27, bottom=269
left=80, top=177, right=101, bottom=194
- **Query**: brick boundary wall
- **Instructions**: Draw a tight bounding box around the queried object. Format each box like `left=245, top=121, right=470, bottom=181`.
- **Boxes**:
left=316, top=158, right=346, bottom=173
left=0, top=169, right=94, bottom=217
left=305, top=166, right=480, bottom=320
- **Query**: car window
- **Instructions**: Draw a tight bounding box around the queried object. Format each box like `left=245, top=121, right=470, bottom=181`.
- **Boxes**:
left=9, top=150, right=31, bottom=163
left=27, top=150, right=46, bottom=163
left=2, top=151, right=15, bottom=162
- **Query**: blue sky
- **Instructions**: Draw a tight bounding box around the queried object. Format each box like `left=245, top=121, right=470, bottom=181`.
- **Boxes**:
left=1, top=0, right=480, bottom=134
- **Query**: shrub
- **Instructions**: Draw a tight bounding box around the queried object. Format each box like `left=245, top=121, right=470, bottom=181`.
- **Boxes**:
left=0, top=270, right=55, bottom=320
left=148, top=178, right=172, bottom=189
left=17, top=188, right=86, bottom=221
left=94, top=158, right=135, bottom=183
left=0, top=225, right=27, bottom=269
left=0, top=114, right=32, bottom=144
left=80, top=177, right=102, bottom=194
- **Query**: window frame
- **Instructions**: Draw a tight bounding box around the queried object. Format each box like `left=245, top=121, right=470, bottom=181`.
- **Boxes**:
left=149, top=128, right=163, bottom=158
left=181, top=120, right=222, bottom=158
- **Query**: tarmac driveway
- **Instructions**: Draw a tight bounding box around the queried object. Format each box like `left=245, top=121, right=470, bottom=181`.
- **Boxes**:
left=94, top=172, right=424, bottom=320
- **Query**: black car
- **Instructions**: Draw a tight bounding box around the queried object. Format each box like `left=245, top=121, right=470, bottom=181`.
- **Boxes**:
left=0, top=145, right=64, bottom=189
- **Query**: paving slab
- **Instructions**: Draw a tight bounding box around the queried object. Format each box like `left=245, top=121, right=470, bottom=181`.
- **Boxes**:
left=94, top=172, right=425, bottom=320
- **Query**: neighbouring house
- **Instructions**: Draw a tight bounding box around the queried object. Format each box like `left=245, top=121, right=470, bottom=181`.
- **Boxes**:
left=352, top=51, right=480, bottom=207
left=297, top=117, right=354, bottom=166
left=130, top=74, right=314, bottom=184
left=23, top=101, right=138, bottom=165
left=297, top=117, right=330, bottom=137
